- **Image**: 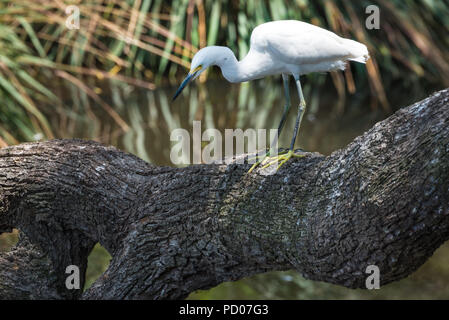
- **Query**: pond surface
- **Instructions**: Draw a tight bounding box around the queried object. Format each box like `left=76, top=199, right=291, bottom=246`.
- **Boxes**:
left=48, top=77, right=388, bottom=165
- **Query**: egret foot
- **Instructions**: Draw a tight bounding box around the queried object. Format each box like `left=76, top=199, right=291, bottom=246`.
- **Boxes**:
left=247, top=151, right=271, bottom=174
left=246, top=149, right=269, bottom=163
left=248, top=154, right=270, bottom=173
left=247, top=149, right=290, bottom=173
left=260, top=149, right=305, bottom=171
left=248, top=149, right=304, bottom=173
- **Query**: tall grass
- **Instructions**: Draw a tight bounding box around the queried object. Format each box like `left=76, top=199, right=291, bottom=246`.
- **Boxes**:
left=167, top=0, right=449, bottom=111
left=0, top=0, right=448, bottom=143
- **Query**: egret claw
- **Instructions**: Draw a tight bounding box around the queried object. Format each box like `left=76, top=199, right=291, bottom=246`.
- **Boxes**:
left=260, top=150, right=305, bottom=171
left=247, top=149, right=289, bottom=173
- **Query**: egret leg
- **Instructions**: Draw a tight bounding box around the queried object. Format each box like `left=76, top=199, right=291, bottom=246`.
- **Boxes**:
left=248, top=75, right=291, bottom=173
left=260, top=76, right=306, bottom=171
left=289, top=76, right=307, bottom=150
left=269, top=74, right=291, bottom=151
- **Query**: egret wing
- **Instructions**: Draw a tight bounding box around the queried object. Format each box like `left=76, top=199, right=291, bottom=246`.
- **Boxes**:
left=251, top=21, right=352, bottom=65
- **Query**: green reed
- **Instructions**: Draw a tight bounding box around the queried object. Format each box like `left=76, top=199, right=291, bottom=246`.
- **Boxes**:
left=0, top=0, right=447, bottom=144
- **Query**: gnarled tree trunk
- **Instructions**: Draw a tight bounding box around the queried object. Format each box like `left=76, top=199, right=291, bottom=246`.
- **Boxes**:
left=0, top=89, right=448, bottom=299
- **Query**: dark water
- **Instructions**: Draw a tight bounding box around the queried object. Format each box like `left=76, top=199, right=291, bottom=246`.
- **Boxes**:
left=50, top=78, right=386, bottom=165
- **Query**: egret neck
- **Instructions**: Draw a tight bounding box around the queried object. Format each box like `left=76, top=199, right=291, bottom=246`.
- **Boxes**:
left=211, top=46, right=272, bottom=83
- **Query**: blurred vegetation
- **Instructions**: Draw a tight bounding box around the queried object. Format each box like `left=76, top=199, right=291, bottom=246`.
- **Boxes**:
left=0, top=0, right=448, bottom=299
left=0, top=0, right=448, bottom=143
left=84, top=243, right=112, bottom=290
left=0, top=229, right=19, bottom=252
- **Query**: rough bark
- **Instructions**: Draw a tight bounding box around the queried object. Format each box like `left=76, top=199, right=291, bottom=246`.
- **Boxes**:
left=0, top=89, right=448, bottom=300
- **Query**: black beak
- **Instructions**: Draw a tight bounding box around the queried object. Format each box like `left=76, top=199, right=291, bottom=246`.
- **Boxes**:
left=172, top=72, right=196, bottom=101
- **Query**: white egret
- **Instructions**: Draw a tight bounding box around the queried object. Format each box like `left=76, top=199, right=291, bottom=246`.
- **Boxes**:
left=173, top=20, right=369, bottom=172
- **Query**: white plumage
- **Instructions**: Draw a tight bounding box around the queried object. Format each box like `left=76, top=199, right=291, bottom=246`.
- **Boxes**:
left=173, top=20, right=370, bottom=172
left=247, top=20, right=368, bottom=76
left=184, top=20, right=369, bottom=83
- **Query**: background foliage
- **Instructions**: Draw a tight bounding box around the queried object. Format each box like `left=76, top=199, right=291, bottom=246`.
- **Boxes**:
left=0, top=0, right=448, bottom=143
left=0, top=0, right=448, bottom=299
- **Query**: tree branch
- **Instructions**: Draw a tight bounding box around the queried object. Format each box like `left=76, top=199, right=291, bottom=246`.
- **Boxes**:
left=1, top=89, right=448, bottom=299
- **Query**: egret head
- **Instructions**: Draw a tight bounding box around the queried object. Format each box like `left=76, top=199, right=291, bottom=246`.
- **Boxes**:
left=172, top=46, right=234, bottom=100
